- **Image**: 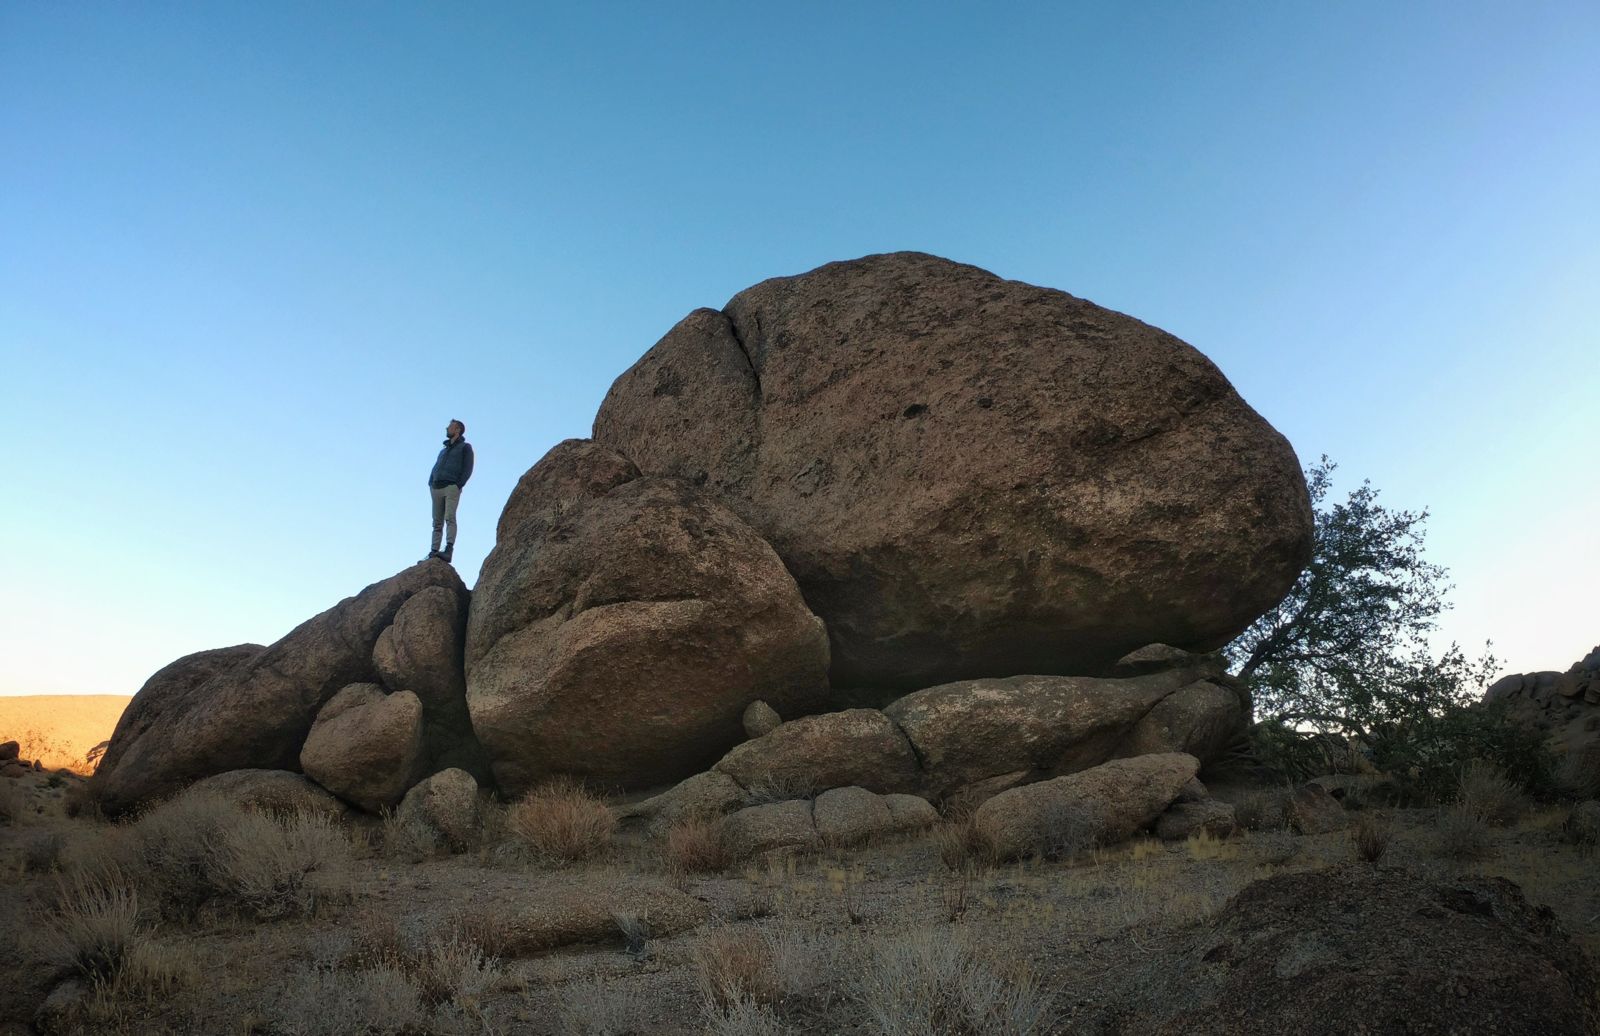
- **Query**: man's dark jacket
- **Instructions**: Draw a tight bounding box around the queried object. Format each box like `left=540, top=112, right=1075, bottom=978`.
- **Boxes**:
left=429, top=437, right=474, bottom=489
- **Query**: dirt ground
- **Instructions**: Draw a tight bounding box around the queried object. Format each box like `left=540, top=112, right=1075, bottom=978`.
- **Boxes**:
left=2, top=772, right=1597, bottom=1036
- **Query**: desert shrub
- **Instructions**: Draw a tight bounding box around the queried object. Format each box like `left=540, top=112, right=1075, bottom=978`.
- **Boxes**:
left=704, top=996, right=792, bottom=1036
left=1231, top=790, right=1290, bottom=832
left=663, top=814, right=733, bottom=875
left=1435, top=804, right=1492, bottom=860
left=1456, top=761, right=1527, bottom=827
left=505, top=777, right=616, bottom=864
left=122, top=792, right=351, bottom=921
left=557, top=977, right=649, bottom=1036
left=0, top=779, right=24, bottom=825
left=855, top=930, right=1052, bottom=1036
left=1371, top=702, right=1558, bottom=805
left=1031, top=800, right=1101, bottom=860
left=92, top=936, right=201, bottom=1006
left=694, top=925, right=826, bottom=1010
left=24, top=830, right=64, bottom=873
left=209, top=809, right=354, bottom=919
left=1350, top=812, right=1394, bottom=863
left=1561, top=802, right=1599, bottom=851
left=412, top=934, right=503, bottom=1013
left=274, top=964, right=426, bottom=1036
left=41, top=870, right=143, bottom=981
left=64, top=779, right=102, bottom=819
left=1555, top=743, right=1600, bottom=800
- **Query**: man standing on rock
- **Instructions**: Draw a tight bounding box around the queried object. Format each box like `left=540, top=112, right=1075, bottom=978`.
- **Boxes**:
left=427, top=419, right=474, bottom=563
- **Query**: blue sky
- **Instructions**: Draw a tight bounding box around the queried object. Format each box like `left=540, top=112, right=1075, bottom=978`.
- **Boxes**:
left=2, top=1, right=1596, bottom=695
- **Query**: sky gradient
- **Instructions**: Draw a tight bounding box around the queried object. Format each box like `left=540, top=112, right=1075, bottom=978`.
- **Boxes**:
left=3, top=1, right=1597, bottom=696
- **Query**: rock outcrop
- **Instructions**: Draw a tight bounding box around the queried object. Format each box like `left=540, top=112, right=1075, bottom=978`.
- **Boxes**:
left=466, top=440, right=831, bottom=795
left=1128, top=866, right=1599, bottom=1034
left=92, top=561, right=463, bottom=815
left=1485, top=647, right=1600, bottom=795
left=594, top=252, right=1312, bottom=690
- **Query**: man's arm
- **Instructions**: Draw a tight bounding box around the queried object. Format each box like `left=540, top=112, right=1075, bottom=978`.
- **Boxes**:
left=460, top=443, right=474, bottom=488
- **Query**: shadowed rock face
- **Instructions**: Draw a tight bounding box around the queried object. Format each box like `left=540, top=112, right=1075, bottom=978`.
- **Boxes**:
left=595, top=251, right=1313, bottom=690
left=1132, top=866, right=1599, bottom=1035
left=466, top=440, right=831, bottom=795
left=91, top=561, right=466, bottom=815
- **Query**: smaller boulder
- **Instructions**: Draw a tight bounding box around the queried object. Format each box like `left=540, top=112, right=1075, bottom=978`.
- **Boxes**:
left=1107, top=644, right=1215, bottom=678
left=742, top=700, right=782, bottom=740
left=616, top=771, right=746, bottom=836
left=721, top=800, right=818, bottom=859
left=1155, top=799, right=1238, bottom=841
left=1288, top=782, right=1348, bottom=835
left=398, top=768, right=482, bottom=852
left=0, top=741, right=17, bottom=762
left=975, top=753, right=1200, bottom=861
left=300, top=684, right=425, bottom=813
left=714, top=709, right=920, bottom=795
left=813, top=786, right=938, bottom=846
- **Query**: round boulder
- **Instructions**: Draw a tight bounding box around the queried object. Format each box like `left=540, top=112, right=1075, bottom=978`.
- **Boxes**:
left=466, top=440, right=830, bottom=795
left=594, top=252, right=1313, bottom=690
left=300, top=684, right=425, bottom=813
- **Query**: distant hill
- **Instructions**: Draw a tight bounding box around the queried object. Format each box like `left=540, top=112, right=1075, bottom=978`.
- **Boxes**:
left=0, top=694, right=131, bottom=773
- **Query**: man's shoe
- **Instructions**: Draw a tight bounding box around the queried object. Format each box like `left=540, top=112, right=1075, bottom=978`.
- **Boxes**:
left=440, top=545, right=454, bottom=564
left=423, top=549, right=442, bottom=562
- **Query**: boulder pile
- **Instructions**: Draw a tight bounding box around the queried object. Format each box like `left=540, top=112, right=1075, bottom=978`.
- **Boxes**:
left=90, top=253, right=1313, bottom=850
left=1485, top=645, right=1600, bottom=794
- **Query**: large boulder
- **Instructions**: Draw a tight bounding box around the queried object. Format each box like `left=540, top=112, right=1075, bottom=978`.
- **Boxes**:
left=299, top=684, right=426, bottom=813
left=92, top=561, right=463, bottom=815
left=1128, top=866, right=1598, bottom=1035
left=372, top=584, right=491, bottom=784
left=881, top=668, right=1223, bottom=798
left=593, top=252, right=1313, bottom=690
left=466, top=440, right=831, bottom=795
left=973, top=752, right=1199, bottom=861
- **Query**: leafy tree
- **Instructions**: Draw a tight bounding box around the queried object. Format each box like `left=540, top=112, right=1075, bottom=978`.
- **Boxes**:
left=1224, top=458, right=1552, bottom=796
left=1226, top=456, right=1466, bottom=734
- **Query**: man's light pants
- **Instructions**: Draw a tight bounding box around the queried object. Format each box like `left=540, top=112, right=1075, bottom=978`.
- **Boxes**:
left=431, top=484, right=460, bottom=552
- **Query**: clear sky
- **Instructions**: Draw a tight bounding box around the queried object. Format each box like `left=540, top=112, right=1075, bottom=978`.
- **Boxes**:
left=2, top=2, right=1596, bottom=697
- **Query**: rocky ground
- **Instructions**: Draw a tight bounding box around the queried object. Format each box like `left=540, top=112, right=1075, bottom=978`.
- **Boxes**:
left=2, top=770, right=1596, bottom=1035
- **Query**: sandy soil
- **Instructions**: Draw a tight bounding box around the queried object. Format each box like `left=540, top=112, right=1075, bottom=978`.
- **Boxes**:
left=1, top=778, right=1595, bottom=1035
left=0, top=694, right=130, bottom=772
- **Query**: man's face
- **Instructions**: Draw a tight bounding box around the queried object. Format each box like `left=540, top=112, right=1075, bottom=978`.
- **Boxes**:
left=446, top=421, right=462, bottom=440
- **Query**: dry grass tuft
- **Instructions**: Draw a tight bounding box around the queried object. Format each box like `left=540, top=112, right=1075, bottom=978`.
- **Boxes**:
left=856, top=929, right=1052, bottom=1036
left=24, top=830, right=65, bottom=873
left=1350, top=812, right=1395, bottom=863
left=274, top=965, right=427, bottom=1036
left=380, top=805, right=441, bottom=862
left=1232, top=790, right=1289, bottom=831
left=663, top=814, right=734, bottom=875
left=743, top=773, right=819, bottom=806
left=695, top=927, right=777, bottom=1007
left=1436, top=804, right=1493, bottom=859
left=557, top=977, right=649, bottom=1036
left=1561, top=803, right=1599, bottom=851
left=935, top=810, right=994, bottom=874
left=505, top=777, right=617, bottom=865
left=41, top=870, right=143, bottom=981
left=1456, top=761, right=1527, bottom=827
